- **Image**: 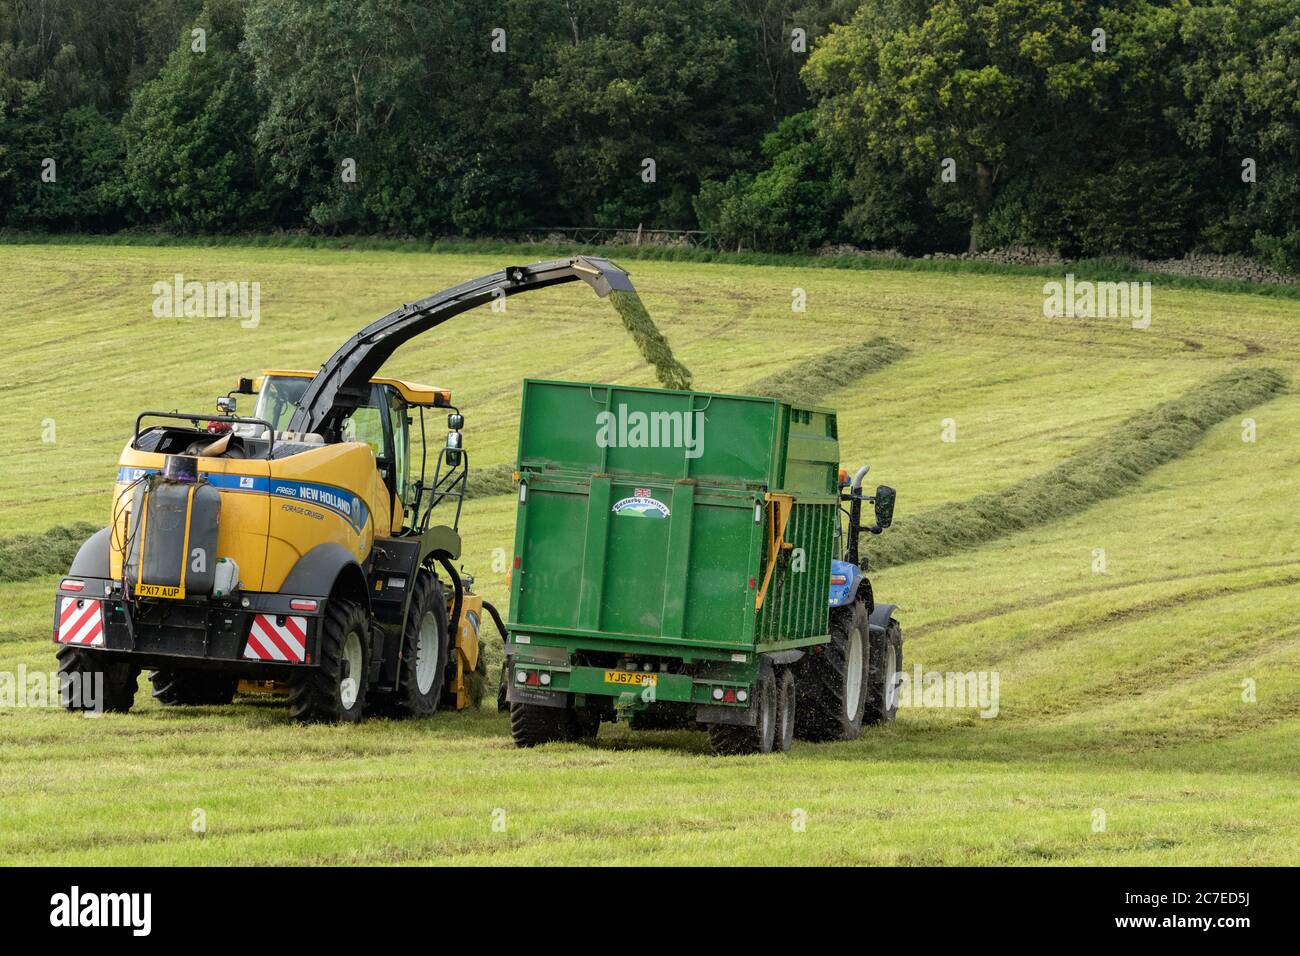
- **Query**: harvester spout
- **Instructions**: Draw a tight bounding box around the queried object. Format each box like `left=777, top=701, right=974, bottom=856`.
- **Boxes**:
left=287, top=256, right=637, bottom=439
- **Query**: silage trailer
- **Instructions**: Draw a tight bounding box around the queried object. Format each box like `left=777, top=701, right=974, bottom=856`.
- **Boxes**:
left=503, top=378, right=902, bottom=754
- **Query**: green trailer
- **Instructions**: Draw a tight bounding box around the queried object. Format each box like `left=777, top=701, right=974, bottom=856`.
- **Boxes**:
left=503, top=378, right=902, bottom=754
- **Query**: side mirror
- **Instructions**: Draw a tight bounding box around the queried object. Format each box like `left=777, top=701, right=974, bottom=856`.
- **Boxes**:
left=873, top=485, right=896, bottom=529
left=216, top=396, right=237, bottom=415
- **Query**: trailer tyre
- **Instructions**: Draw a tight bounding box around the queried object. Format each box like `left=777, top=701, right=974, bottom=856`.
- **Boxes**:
left=57, top=647, right=137, bottom=713
left=389, top=571, right=449, bottom=718
left=148, top=669, right=238, bottom=706
left=288, top=601, right=370, bottom=724
left=510, top=702, right=579, bottom=747
left=864, top=618, right=903, bottom=725
left=708, top=672, right=777, bottom=756
left=795, top=601, right=869, bottom=742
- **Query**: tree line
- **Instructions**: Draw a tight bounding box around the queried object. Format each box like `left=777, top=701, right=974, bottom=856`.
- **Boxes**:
left=2, top=0, right=1297, bottom=272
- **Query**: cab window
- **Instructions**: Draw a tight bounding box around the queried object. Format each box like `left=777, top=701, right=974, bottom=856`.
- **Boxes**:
left=386, top=387, right=409, bottom=503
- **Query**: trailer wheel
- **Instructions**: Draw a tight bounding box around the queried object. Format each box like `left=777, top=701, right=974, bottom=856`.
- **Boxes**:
left=775, top=668, right=796, bottom=753
left=288, top=601, right=370, bottom=724
left=57, top=647, right=137, bottom=713
left=510, top=702, right=579, bottom=747
left=390, top=571, right=449, bottom=718
left=708, top=672, right=777, bottom=756
left=795, top=601, right=869, bottom=742
left=148, top=669, right=238, bottom=706
left=864, top=618, right=903, bottom=725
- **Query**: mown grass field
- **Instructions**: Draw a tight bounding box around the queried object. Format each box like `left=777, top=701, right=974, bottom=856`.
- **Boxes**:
left=1, top=241, right=1298, bottom=865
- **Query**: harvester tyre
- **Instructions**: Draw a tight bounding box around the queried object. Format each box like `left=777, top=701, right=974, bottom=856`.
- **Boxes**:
left=708, top=672, right=777, bottom=756
left=57, top=647, right=138, bottom=713
left=148, top=669, right=237, bottom=706
left=288, top=601, right=370, bottom=724
left=864, top=618, right=902, bottom=725
left=510, top=702, right=579, bottom=747
left=389, top=571, right=449, bottom=718
left=775, top=668, right=796, bottom=753
left=795, top=601, right=869, bottom=742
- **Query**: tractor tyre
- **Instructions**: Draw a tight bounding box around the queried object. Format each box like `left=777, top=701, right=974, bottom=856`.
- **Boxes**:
left=708, top=671, right=777, bottom=756
left=864, top=618, right=903, bottom=725
left=148, top=669, right=237, bottom=706
left=497, top=661, right=509, bottom=712
left=774, top=668, right=797, bottom=753
left=287, top=601, right=370, bottom=724
left=389, top=571, right=449, bottom=718
left=794, top=601, right=869, bottom=742
left=510, top=702, right=579, bottom=747
left=57, top=647, right=137, bottom=713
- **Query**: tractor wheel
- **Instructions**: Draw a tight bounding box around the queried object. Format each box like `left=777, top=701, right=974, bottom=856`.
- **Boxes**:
left=864, top=618, right=903, bottom=725
left=510, top=702, right=579, bottom=747
left=708, top=671, right=777, bottom=756
left=795, top=601, right=869, bottom=742
left=57, top=647, right=137, bottom=713
left=287, top=601, right=370, bottom=724
left=389, top=571, right=449, bottom=718
left=774, top=668, right=796, bottom=753
left=496, top=661, right=509, bottom=712
left=148, top=669, right=237, bottom=706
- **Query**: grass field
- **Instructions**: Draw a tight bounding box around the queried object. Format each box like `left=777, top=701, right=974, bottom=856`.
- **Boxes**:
left=1, top=241, right=1298, bottom=865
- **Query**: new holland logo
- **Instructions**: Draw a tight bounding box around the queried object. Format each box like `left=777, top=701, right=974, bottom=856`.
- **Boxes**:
left=611, top=489, right=670, bottom=518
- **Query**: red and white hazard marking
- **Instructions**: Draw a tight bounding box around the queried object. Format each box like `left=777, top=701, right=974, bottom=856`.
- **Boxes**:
left=57, top=597, right=105, bottom=646
left=243, top=614, right=308, bottom=663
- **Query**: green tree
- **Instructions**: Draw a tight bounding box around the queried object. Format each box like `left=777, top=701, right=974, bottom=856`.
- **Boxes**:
left=805, top=0, right=1114, bottom=251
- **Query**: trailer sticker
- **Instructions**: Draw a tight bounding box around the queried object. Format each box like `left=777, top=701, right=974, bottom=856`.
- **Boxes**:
left=604, top=670, right=658, bottom=686
left=611, top=491, right=670, bottom=518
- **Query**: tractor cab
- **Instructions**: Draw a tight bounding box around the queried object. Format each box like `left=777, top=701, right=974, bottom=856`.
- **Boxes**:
left=234, top=370, right=466, bottom=534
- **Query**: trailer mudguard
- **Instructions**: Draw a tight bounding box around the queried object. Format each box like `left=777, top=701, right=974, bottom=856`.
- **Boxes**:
left=68, top=528, right=112, bottom=579
left=280, top=542, right=371, bottom=613
left=868, top=603, right=898, bottom=635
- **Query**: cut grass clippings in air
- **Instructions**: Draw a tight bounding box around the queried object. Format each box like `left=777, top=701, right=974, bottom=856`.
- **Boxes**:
left=607, top=290, right=693, bottom=391
left=744, top=337, right=908, bottom=407
left=869, top=366, right=1288, bottom=569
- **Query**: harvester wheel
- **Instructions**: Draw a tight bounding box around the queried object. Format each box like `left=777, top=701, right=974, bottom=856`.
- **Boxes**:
left=390, top=571, right=449, bottom=718
left=57, top=647, right=137, bottom=713
left=864, top=618, right=903, bottom=725
left=707, top=672, right=777, bottom=756
left=794, top=601, right=868, bottom=742
left=510, top=702, right=579, bottom=747
left=287, top=601, right=370, bottom=724
left=775, top=668, right=796, bottom=753
left=148, top=669, right=237, bottom=706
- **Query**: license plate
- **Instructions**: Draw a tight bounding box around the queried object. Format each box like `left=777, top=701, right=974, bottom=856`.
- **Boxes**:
left=135, top=583, right=185, bottom=599
left=604, top=670, right=657, bottom=686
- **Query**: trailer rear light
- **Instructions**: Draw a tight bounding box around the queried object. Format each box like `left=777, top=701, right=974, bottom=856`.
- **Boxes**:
left=830, top=574, right=848, bottom=585
left=712, top=688, right=724, bottom=701
left=722, top=688, right=737, bottom=703
left=60, top=579, right=85, bottom=592
left=736, top=689, right=749, bottom=703
left=527, top=672, right=540, bottom=686
left=290, top=599, right=318, bottom=612
left=515, top=670, right=528, bottom=683
left=539, top=672, right=552, bottom=686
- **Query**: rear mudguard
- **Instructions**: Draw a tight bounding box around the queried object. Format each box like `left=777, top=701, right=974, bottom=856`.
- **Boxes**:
left=68, top=528, right=112, bottom=579
left=869, top=603, right=898, bottom=635
left=280, top=542, right=371, bottom=614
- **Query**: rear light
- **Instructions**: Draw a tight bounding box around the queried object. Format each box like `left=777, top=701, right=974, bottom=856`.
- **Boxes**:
left=830, top=574, right=848, bottom=585
left=539, top=672, right=552, bottom=686
left=60, top=579, right=85, bottom=592
left=712, top=688, right=724, bottom=701
left=736, top=689, right=749, bottom=703
left=290, top=599, right=318, bottom=612
left=515, top=670, right=527, bottom=683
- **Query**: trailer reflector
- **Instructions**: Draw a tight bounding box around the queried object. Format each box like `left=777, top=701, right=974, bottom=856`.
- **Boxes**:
left=243, top=614, right=308, bottom=662
left=56, top=597, right=104, bottom=646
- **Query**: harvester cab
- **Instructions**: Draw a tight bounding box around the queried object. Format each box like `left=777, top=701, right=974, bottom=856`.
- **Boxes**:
left=54, top=256, right=634, bottom=723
